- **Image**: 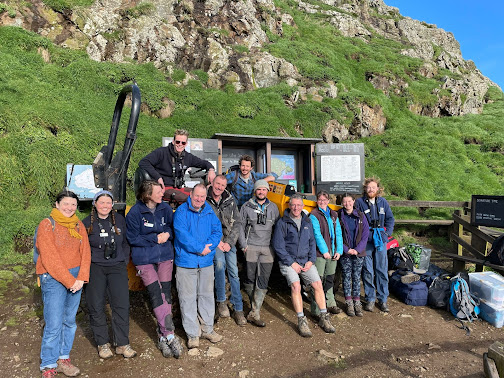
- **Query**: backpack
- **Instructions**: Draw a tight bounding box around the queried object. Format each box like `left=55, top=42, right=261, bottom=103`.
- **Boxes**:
left=389, top=270, right=428, bottom=306
left=449, top=273, right=480, bottom=322
left=33, top=217, right=56, bottom=264
left=485, top=234, right=504, bottom=266
left=226, top=165, right=255, bottom=193
left=428, top=274, right=452, bottom=308
left=387, top=247, right=414, bottom=272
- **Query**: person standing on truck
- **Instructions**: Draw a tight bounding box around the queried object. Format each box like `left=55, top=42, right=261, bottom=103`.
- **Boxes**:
left=225, top=154, right=277, bottom=208
left=206, top=175, right=246, bottom=326
left=355, top=177, right=395, bottom=313
left=239, top=180, right=280, bottom=327
left=138, top=129, right=216, bottom=202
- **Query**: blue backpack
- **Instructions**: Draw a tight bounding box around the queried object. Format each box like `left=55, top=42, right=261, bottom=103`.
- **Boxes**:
left=33, top=217, right=55, bottom=264
left=449, top=273, right=480, bottom=322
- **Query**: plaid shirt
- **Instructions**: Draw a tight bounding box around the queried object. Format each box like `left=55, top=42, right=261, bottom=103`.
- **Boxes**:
left=225, top=170, right=278, bottom=208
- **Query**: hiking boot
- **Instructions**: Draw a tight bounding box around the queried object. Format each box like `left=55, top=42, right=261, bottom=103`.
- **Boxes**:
left=217, top=301, right=230, bottom=318
left=232, top=310, right=247, bottom=326
left=201, top=330, right=223, bottom=343
left=354, top=300, right=363, bottom=317
left=345, top=300, right=355, bottom=317
left=328, top=305, right=342, bottom=315
left=41, top=368, right=57, bottom=378
left=247, top=311, right=266, bottom=327
left=158, top=337, right=173, bottom=358
left=318, top=312, right=335, bottom=333
left=364, top=301, right=375, bottom=312
left=297, top=316, right=313, bottom=338
left=97, top=343, right=113, bottom=359
left=167, top=335, right=183, bottom=359
left=377, top=301, right=390, bottom=313
left=401, top=273, right=420, bottom=284
left=56, top=358, right=80, bottom=377
left=116, top=344, right=137, bottom=358
left=187, top=336, right=199, bottom=349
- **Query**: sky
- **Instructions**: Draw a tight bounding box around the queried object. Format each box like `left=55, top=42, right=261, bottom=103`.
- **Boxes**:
left=384, top=0, right=504, bottom=90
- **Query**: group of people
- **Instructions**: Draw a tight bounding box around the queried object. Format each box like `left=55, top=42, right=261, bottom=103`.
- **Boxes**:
left=35, top=129, right=394, bottom=377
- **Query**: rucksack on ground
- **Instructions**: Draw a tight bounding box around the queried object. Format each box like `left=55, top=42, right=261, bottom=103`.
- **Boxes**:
left=449, top=273, right=480, bottom=322
left=33, top=217, right=55, bottom=264
left=428, top=274, right=452, bottom=308
left=387, top=247, right=414, bottom=272
left=485, top=234, right=504, bottom=266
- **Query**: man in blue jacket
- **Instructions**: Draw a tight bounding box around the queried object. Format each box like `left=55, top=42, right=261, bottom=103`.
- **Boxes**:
left=272, top=194, right=335, bottom=338
left=355, top=177, right=395, bottom=313
left=174, top=184, right=223, bottom=349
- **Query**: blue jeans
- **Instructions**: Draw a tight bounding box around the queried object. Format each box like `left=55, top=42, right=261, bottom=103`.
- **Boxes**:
left=362, top=241, right=389, bottom=304
left=40, top=267, right=82, bottom=370
left=214, top=246, right=243, bottom=312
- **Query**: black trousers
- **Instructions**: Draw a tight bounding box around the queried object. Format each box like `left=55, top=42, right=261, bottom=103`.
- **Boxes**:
left=85, top=263, right=130, bottom=347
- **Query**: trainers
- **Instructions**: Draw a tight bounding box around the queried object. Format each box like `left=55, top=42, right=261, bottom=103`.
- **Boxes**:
left=217, top=301, right=230, bottom=318
left=41, top=368, right=57, bottom=378
left=297, top=316, right=313, bottom=338
left=377, top=301, right=390, bottom=313
left=354, top=300, right=363, bottom=317
left=98, top=343, right=113, bottom=359
left=318, top=312, right=336, bottom=333
left=232, top=310, right=247, bottom=326
left=187, top=336, right=199, bottom=349
left=201, top=330, right=223, bottom=343
left=327, top=305, right=342, bottom=315
left=364, top=301, right=375, bottom=312
left=158, top=337, right=173, bottom=358
left=56, top=359, right=80, bottom=377
left=401, top=273, right=420, bottom=284
left=116, top=344, right=137, bottom=358
left=345, top=300, right=355, bottom=317
left=167, top=335, right=184, bottom=358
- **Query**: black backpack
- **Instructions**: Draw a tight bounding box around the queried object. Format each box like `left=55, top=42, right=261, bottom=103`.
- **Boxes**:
left=485, top=234, right=504, bottom=266
left=387, top=247, right=414, bottom=272
left=226, top=165, right=255, bottom=193
left=428, top=274, right=452, bottom=308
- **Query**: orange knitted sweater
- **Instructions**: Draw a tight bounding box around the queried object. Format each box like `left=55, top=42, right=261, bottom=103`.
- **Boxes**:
left=35, top=218, right=91, bottom=289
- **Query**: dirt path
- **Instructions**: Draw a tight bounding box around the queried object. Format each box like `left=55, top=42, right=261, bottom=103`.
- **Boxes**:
left=1, top=260, right=502, bottom=378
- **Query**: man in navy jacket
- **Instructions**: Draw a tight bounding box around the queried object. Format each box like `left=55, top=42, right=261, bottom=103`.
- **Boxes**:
left=174, top=184, right=223, bottom=349
left=355, top=177, right=395, bottom=313
left=272, top=194, right=335, bottom=338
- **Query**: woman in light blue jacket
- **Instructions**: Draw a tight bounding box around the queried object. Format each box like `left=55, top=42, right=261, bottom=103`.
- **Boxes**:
left=309, top=190, right=343, bottom=317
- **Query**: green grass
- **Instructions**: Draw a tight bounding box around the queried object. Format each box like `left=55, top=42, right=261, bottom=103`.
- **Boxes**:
left=0, top=0, right=504, bottom=261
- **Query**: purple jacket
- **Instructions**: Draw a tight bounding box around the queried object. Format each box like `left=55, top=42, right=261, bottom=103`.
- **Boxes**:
left=338, top=209, right=369, bottom=257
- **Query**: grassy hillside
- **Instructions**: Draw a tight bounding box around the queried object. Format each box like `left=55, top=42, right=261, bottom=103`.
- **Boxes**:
left=0, top=0, right=503, bottom=261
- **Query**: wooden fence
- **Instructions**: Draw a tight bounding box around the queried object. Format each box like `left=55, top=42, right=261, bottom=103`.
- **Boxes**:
left=388, top=200, right=468, bottom=225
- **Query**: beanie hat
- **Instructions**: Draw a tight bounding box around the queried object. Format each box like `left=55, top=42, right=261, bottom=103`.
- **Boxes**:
left=254, top=179, right=270, bottom=192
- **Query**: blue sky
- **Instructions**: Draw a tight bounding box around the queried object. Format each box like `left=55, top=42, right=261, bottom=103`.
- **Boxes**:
left=384, top=0, right=504, bottom=90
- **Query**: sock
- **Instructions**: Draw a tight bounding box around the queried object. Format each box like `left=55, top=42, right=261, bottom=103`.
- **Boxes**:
left=297, top=311, right=304, bottom=318
left=320, top=308, right=327, bottom=314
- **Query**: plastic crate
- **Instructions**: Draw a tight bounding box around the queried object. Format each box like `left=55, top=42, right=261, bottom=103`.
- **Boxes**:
left=469, top=272, right=504, bottom=307
left=478, top=299, right=504, bottom=328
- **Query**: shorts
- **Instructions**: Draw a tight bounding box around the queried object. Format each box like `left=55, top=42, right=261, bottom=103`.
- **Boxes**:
left=279, top=263, right=321, bottom=287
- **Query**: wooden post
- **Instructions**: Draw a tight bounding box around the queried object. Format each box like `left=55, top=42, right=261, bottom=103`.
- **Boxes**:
left=451, top=210, right=466, bottom=272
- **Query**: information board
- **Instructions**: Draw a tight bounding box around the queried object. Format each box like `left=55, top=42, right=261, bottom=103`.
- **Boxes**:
left=471, top=195, right=504, bottom=228
left=315, top=143, right=365, bottom=194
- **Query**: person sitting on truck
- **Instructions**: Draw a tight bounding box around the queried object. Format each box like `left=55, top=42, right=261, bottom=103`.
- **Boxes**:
left=138, top=129, right=216, bottom=202
left=225, top=154, right=277, bottom=208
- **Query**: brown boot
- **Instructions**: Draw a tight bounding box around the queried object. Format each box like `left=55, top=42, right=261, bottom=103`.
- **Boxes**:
left=354, top=300, right=363, bottom=317
left=345, top=300, right=355, bottom=317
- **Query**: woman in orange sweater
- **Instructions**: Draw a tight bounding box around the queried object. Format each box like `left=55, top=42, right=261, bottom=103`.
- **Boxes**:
left=36, top=190, right=91, bottom=378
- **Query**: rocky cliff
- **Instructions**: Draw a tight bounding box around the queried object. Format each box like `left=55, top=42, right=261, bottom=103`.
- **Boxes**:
left=1, top=0, right=499, bottom=141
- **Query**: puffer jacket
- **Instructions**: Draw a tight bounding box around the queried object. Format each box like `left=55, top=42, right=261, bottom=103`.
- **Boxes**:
left=238, top=197, right=280, bottom=248
left=272, top=209, right=316, bottom=267
left=126, top=200, right=174, bottom=266
left=206, top=187, right=242, bottom=246
left=173, top=198, right=222, bottom=268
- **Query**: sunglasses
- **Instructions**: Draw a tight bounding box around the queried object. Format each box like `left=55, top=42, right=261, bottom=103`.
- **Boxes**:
left=175, top=140, right=187, bottom=145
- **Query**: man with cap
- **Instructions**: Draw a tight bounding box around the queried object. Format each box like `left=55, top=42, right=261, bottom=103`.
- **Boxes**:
left=206, top=175, right=246, bottom=325
left=226, top=154, right=277, bottom=209
left=238, top=179, right=280, bottom=327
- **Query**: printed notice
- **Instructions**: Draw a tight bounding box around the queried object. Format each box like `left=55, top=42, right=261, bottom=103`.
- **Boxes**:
left=320, top=155, right=361, bottom=182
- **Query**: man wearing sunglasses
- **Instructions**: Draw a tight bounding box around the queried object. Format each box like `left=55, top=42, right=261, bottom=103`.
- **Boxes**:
left=139, top=129, right=216, bottom=202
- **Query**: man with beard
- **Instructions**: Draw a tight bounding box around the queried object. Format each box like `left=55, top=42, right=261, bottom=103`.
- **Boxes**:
left=355, top=177, right=395, bottom=313
left=239, top=180, right=280, bottom=327
left=139, top=129, right=216, bottom=202
left=206, top=175, right=246, bottom=326
left=272, top=194, right=335, bottom=338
